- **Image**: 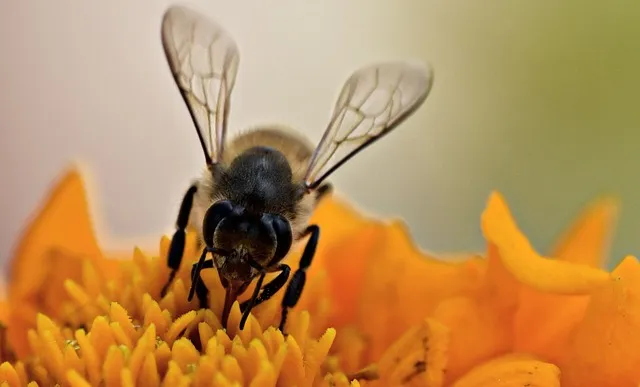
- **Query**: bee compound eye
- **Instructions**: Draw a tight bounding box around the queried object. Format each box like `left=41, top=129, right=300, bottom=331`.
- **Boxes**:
left=203, top=200, right=234, bottom=247
left=270, top=215, right=293, bottom=262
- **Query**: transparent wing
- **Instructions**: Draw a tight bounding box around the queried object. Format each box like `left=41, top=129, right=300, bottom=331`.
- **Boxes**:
left=304, top=61, right=434, bottom=188
left=161, top=5, right=240, bottom=165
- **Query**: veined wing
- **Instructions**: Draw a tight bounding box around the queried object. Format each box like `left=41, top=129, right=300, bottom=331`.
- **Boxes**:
left=304, top=61, right=434, bottom=188
left=161, top=5, right=240, bottom=164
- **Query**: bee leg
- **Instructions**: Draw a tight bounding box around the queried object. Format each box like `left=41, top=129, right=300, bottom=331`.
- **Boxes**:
left=161, top=184, right=198, bottom=297
left=188, top=246, right=211, bottom=301
left=238, top=264, right=291, bottom=322
left=279, top=225, right=319, bottom=333
left=189, top=257, right=213, bottom=309
left=239, top=271, right=267, bottom=330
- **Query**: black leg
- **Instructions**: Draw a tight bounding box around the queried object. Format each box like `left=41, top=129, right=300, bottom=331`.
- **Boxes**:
left=239, top=271, right=266, bottom=330
left=189, top=254, right=213, bottom=308
left=239, top=264, right=291, bottom=313
left=189, top=246, right=210, bottom=301
left=278, top=225, right=319, bottom=333
left=189, top=246, right=229, bottom=302
left=161, top=184, right=198, bottom=297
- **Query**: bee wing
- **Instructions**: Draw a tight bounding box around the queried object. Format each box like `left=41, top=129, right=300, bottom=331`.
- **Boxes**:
left=161, top=5, right=240, bottom=165
left=304, top=61, right=434, bottom=189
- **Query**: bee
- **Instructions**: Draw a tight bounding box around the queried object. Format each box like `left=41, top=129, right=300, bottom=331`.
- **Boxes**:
left=159, top=4, right=434, bottom=333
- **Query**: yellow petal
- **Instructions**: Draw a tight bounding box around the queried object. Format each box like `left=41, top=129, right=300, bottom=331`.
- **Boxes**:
left=431, top=243, right=519, bottom=384
left=354, top=221, right=484, bottom=363
left=451, top=353, right=560, bottom=387
left=550, top=196, right=618, bottom=266
left=6, top=169, right=103, bottom=356
left=299, top=195, right=379, bottom=329
left=66, top=369, right=91, bottom=387
left=320, top=223, right=385, bottom=328
left=140, top=354, right=161, bottom=386
left=481, top=191, right=610, bottom=294
left=75, top=330, right=100, bottom=386
left=103, top=345, right=126, bottom=387
left=376, top=318, right=449, bottom=387
left=308, top=195, right=370, bottom=251
left=5, top=168, right=120, bottom=357
left=560, top=255, right=640, bottom=386
left=513, top=196, right=618, bottom=362
left=9, top=168, right=102, bottom=300
left=129, top=324, right=156, bottom=383
left=303, top=328, right=336, bottom=386
left=0, top=362, right=20, bottom=387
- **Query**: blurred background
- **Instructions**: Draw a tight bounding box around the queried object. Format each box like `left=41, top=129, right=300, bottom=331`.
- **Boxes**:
left=1, top=0, right=639, bottom=273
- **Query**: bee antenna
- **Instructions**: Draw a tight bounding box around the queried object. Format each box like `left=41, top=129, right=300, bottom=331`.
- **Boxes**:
left=187, top=246, right=229, bottom=302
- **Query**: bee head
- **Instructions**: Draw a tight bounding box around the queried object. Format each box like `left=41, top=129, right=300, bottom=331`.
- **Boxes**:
left=202, top=200, right=293, bottom=281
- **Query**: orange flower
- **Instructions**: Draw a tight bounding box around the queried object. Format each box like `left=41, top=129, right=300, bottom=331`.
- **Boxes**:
left=0, top=166, right=638, bottom=387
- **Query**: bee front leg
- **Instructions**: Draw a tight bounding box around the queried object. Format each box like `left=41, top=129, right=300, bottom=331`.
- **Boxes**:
left=189, top=257, right=213, bottom=308
left=239, top=264, right=291, bottom=312
left=239, top=271, right=267, bottom=330
left=238, top=264, right=291, bottom=328
left=278, top=225, right=319, bottom=333
left=161, top=184, right=198, bottom=297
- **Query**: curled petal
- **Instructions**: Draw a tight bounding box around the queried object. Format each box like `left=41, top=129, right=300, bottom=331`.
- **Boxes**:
left=549, top=196, right=619, bottom=267
left=481, top=192, right=610, bottom=294
left=513, top=196, right=619, bottom=361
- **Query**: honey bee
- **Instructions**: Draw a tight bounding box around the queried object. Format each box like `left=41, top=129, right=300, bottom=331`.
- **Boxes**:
left=159, top=4, right=434, bottom=333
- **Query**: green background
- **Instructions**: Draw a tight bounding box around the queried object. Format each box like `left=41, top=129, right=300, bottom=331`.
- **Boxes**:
left=449, top=1, right=640, bottom=268
left=339, top=1, right=640, bottom=270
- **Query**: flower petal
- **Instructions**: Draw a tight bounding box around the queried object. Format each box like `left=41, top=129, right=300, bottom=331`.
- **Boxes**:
left=560, top=255, right=640, bottom=386
left=5, top=169, right=125, bottom=359
left=513, top=196, right=619, bottom=362
left=431, top=243, right=519, bottom=384
left=0, top=361, right=21, bottom=386
left=305, top=195, right=373, bottom=289
left=308, top=195, right=370, bottom=247
left=451, top=353, right=560, bottom=387
left=9, top=168, right=102, bottom=300
left=481, top=192, right=610, bottom=294
left=320, top=223, right=385, bottom=328
left=549, top=196, right=619, bottom=267
left=352, top=221, right=484, bottom=363
left=376, top=318, right=449, bottom=387
left=5, top=168, right=107, bottom=357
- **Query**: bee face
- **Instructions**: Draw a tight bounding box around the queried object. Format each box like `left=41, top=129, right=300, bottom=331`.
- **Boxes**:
left=211, top=210, right=278, bottom=282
